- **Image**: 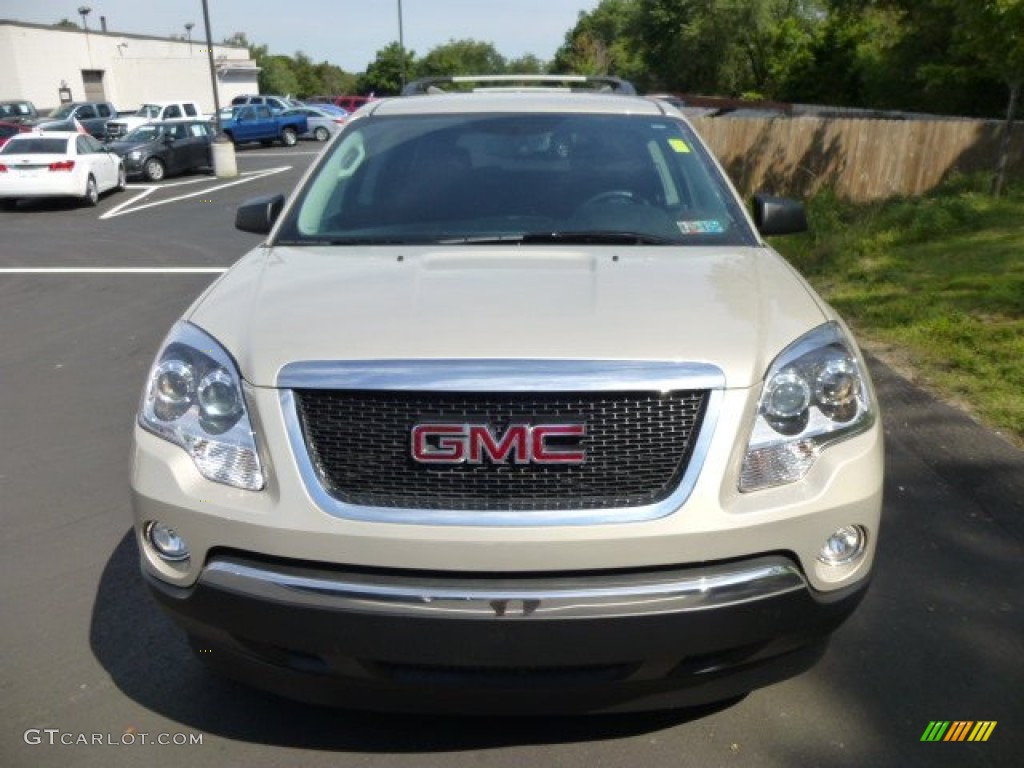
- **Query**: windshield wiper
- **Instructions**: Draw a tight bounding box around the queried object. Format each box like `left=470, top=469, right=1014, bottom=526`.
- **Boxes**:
left=276, top=237, right=417, bottom=246
left=439, top=231, right=680, bottom=246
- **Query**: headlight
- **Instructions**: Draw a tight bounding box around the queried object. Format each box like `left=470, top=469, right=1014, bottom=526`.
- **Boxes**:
left=128, top=150, right=142, bottom=160
left=139, top=322, right=264, bottom=490
left=740, top=322, right=875, bottom=492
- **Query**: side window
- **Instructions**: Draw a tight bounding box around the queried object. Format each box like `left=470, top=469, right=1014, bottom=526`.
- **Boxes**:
left=97, top=104, right=111, bottom=117
left=184, top=103, right=197, bottom=117
left=165, top=105, right=182, bottom=119
left=75, top=136, right=92, bottom=154
left=77, top=105, right=97, bottom=119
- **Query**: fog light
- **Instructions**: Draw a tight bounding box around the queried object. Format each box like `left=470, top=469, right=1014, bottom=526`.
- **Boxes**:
left=147, top=522, right=190, bottom=561
left=818, top=525, right=866, bottom=566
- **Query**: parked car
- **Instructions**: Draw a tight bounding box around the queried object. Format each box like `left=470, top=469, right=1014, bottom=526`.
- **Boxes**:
left=219, top=104, right=307, bottom=147
left=132, top=74, right=882, bottom=714
left=0, top=120, right=31, bottom=148
left=280, top=106, right=347, bottom=142
left=0, top=99, right=39, bottom=125
left=333, top=95, right=375, bottom=112
left=108, top=119, right=212, bottom=181
left=106, top=101, right=205, bottom=139
left=230, top=94, right=302, bottom=115
left=32, top=102, right=117, bottom=139
left=0, top=131, right=125, bottom=208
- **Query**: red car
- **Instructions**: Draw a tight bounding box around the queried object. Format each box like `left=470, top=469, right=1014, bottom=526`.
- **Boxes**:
left=0, top=121, right=30, bottom=148
left=333, top=95, right=376, bottom=112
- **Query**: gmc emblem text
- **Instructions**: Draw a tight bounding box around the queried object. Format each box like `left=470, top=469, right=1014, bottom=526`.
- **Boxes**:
left=411, top=423, right=586, bottom=465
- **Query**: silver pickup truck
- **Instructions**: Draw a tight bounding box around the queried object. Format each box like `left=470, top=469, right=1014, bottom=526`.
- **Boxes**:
left=105, top=101, right=205, bottom=139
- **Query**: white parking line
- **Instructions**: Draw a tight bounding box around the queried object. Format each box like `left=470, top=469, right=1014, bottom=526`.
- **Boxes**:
left=0, top=267, right=227, bottom=274
left=101, top=166, right=292, bottom=220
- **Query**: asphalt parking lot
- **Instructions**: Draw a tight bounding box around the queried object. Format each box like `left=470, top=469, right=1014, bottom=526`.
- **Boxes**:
left=1, top=145, right=1021, bottom=768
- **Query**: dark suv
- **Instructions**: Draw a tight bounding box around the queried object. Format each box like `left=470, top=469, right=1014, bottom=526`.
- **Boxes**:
left=32, top=102, right=117, bottom=139
left=108, top=119, right=212, bottom=181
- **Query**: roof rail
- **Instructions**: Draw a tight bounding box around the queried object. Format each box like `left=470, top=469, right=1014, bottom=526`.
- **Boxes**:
left=401, top=75, right=637, bottom=97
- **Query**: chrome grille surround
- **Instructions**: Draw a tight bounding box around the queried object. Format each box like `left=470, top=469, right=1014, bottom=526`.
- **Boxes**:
left=278, top=360, right=724, bottom=526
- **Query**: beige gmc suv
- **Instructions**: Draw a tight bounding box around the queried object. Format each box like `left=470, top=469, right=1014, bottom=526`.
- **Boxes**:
left=131, top=75, right=883, bottom=714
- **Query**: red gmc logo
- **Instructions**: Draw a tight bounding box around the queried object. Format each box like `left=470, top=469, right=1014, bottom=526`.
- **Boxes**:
left=411, top=423, right=586, bottom=465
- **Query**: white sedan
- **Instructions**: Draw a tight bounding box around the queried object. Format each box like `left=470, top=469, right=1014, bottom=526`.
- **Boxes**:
left=0, top=131, right=125, bottom=209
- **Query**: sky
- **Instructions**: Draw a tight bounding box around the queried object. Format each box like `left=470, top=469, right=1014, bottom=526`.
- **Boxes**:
left=1, top=0, right=603, bottom=72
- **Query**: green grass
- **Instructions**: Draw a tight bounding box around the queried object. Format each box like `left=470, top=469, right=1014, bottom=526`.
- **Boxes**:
left=773, top=175, right=1024, bottom=446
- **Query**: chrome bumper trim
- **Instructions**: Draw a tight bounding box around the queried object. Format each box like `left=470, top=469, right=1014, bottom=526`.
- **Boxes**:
left=202, top=556, right=806, bottom=619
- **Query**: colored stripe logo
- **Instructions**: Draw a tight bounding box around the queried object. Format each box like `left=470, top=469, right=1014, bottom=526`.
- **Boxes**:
left=921, top=721, right=997, bottom=742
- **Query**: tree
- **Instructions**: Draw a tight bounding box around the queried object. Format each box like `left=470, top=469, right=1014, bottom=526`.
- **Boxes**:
left=53, top=18, right=79, bottom=29
left=946, top=0, right=1024, bottom=196
left=358, top=42, right=416, bottom=96
left=260, top=56, right=300, bottom=96
left=507, top=54, right=546, bottom=74
left=552, top=1, right=645, bottom=83
left=418, top=39, right=507, bottom=77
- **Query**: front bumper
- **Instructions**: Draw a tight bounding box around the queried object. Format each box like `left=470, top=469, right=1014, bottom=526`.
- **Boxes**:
left=120, top=155, right=145, bottom=176
left=146, top=551, right=868, bottom=714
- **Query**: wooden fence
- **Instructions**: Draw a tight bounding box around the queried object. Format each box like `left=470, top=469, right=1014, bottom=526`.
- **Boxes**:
left=690, top=116, right=1024, bottom=201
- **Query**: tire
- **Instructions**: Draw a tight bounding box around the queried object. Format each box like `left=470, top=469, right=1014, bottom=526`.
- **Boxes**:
left=314, top=126, right=329, bottom=142
left=116, top=165, right=127, bottom=191
left=280, top=128, right=297, bottom=147
left=260, top=140, right=273, bottom=147
left=82, top=175, right=99, bottom=207
left=1, top=198, right=17, bottom=211
left=143, top=157, right=166, bottom=182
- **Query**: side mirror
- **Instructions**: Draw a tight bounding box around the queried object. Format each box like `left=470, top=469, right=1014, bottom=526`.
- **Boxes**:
left=235, top=194, right=285, bottom=235
left=752, top=194, right=808, bottom=237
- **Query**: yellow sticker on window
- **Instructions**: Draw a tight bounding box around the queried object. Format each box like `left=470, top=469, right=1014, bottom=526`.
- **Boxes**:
left=669, top=138, right=691, bottom=153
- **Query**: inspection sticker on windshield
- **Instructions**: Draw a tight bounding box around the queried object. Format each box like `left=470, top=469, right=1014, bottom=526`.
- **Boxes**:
left=677, top=220, right=725, bottom=235
left=668, top=138, right=691, bottom=153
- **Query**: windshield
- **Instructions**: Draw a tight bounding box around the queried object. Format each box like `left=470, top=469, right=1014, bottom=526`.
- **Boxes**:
left=48, top=104, right=77, bottom=119
left=0, top=102, right=33, bottom=118
left=276, top=113, right=755, bottom=247
left=137, top=104, right=162, bottom=118
left=123, top=124, right=162, bottom=143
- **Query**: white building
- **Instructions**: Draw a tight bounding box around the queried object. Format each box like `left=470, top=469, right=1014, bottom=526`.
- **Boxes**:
left=0, top=19, right=259, bottom=114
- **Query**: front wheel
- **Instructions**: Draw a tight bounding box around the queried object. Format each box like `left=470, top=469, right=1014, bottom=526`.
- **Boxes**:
left=82, top=175, right=99, bottom=207
left=143, top=158, right=165, bottom=182
left=314, top=126, right=329, bottom=142
left=116, top=165, right=127, bottom=191
left=280, top=128, right=297, bottom=147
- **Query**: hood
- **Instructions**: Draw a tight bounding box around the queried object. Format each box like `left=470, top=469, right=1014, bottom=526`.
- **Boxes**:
left=187, top=245, right=828, bottom=389
left=108, top=137, right=154, bottom=153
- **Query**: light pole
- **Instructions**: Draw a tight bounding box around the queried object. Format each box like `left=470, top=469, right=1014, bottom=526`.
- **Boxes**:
left=77, top=5, right=91, bottom=31
left=185, top=22, right=194, bottom=54
left=201, top=0, right=237, bottom=177
left=397, top=0, right=406, bottom=89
